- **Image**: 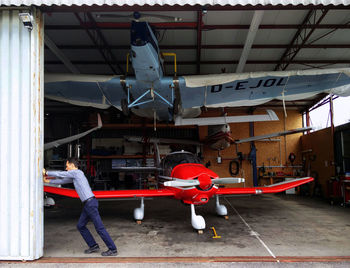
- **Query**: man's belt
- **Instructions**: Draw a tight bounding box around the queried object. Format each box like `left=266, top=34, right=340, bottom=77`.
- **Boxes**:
left=83, top=196, right=95, bottom=204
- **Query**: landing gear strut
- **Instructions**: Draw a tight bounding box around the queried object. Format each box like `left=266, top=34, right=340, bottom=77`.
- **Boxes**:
left=121, top=98, right=130, bottom=116
left=190, top=204, right=205, bottom=233
left=215, top=195, right=228, bottom=219
left=133, top=197, right=144, bottom=224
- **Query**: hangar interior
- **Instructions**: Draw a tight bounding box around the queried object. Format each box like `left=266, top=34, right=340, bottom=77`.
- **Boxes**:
left=37, top=4, right=350, bottom=260
left=43, top=6, right=350, bottom=193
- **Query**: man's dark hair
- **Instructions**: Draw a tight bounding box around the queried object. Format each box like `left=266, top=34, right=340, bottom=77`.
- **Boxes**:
left=66, top=157, right=80, bottom=168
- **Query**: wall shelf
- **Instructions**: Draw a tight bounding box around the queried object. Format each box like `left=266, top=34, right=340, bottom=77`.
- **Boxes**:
left=84, top=155, right=154, bottom=159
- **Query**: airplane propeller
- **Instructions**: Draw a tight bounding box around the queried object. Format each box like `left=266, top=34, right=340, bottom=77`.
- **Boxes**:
left=162, top=178, right=200, bottom=187
left=212, top=177, right=245, bottom=184
left=96, top=12, right=182, bottom=22
left=159, top=176, right=244, bottom=187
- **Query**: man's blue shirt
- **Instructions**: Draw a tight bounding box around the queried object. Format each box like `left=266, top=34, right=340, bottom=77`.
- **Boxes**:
left=47, top=169, right=94, bottom=202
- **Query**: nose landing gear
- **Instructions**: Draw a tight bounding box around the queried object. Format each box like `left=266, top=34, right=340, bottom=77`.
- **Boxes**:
left=190, top=204, right=205, bottom=234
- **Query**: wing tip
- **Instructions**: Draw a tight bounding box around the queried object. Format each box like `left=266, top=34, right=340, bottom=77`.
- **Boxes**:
left=267, top=109, right=279, bottom=121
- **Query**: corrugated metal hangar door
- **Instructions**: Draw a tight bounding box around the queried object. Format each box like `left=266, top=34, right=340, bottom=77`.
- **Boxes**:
left=0, top=8, right=44, bottom=260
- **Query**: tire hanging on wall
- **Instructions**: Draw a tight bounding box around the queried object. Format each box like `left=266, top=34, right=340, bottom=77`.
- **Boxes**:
left=229, top=160, right=240, bottom=176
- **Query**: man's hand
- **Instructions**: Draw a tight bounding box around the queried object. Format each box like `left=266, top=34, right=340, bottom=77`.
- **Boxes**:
left=42, top=168, right=50, bottom=183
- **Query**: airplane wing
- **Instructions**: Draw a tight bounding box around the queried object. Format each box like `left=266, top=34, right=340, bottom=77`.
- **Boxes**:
left=175, top=109, right=279, bottom=126
left=44, top=185, right=175, bottom=199
left=234, top=126, right=313, bottom=144
left=45, top=68, right=350, bottom=122
left=44, top=74, right=174, bottom=120
left=216, top=177, right=313, bottom=195
left=179, top=68, right=350, bottom=109
left=44, top=113, right=102, bottom=150
left=45, top=73, right=124, bottom=110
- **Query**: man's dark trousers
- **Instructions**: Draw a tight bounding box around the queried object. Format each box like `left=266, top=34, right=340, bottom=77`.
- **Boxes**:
left=77, top=198, right=117, bottom=250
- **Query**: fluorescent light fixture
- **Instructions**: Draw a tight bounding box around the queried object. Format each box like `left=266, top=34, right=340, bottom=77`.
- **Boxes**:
left=19, top=12, right=34, bottom=31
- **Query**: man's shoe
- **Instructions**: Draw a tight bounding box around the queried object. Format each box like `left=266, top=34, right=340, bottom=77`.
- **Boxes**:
left=84, top=244, right=100, bottom=254
left=101, top=249, right=118, bottom=256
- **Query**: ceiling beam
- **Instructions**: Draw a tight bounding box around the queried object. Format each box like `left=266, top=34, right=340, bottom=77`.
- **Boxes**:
left=45, top=59, right=350, bottom=65
left=50, top=44, right=350, bottom=50
left=236, top=10, right=264, bottom=73
left=308, top=94, right=339, bottom=112
left=40, top=5, right=350, bottom=13
left=45, top=23, right=350, bottom=30
left=274, top=9, right=329, bottom=71
left=74, top=12, right=124, bottom=74
left=44, top=34, right=80, bottom=74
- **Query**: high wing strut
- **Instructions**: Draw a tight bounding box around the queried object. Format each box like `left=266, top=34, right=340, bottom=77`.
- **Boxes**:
left=127, top=87, right=174, bottom=109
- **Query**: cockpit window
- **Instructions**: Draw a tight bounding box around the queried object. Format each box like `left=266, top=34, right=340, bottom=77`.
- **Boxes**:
left=161, top=152, right=200, bottom=176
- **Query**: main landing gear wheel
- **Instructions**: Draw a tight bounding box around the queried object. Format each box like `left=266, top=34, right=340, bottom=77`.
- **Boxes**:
left=121, top=99, right=130, bottom=116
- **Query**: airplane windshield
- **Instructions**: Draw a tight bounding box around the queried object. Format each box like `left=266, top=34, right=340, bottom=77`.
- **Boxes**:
left=162, top=152, right=201, bottom=176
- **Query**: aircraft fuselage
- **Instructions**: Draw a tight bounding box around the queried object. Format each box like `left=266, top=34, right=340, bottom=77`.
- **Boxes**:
left=130, top=21, right=164, bottom=82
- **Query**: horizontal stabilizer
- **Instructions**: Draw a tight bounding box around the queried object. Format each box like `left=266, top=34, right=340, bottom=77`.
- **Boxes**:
left=216, top=177, right=313, bottom=195
left=44, top=113, right=102, bottom=150
left=212, top=177, right=245, bottom=184
left=175, top=110, right=278, bottom=126
left=235, top=126, right=312, bottom=144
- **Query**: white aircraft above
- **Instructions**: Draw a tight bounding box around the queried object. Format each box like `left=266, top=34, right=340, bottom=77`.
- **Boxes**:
left=44, top=13, right=350, bottom=125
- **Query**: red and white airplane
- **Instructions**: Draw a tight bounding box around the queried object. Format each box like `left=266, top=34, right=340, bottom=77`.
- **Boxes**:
left=44, top=151, right=313, bottom=233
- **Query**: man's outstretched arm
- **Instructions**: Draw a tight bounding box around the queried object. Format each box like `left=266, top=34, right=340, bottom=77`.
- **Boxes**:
left=44, top=169, right=74, bottom=184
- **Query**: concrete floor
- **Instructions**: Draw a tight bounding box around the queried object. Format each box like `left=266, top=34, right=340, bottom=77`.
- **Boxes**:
left=42, top=193, right=350, bottom=259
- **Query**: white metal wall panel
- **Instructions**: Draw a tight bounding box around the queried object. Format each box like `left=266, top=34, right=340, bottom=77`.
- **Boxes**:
left=0, top=0, right=350, bottom=7
left=0, top=8, right=44, bottom=260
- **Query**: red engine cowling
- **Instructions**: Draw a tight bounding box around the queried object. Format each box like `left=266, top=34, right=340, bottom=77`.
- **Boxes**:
left=169, top=163, right=219, bottom=205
